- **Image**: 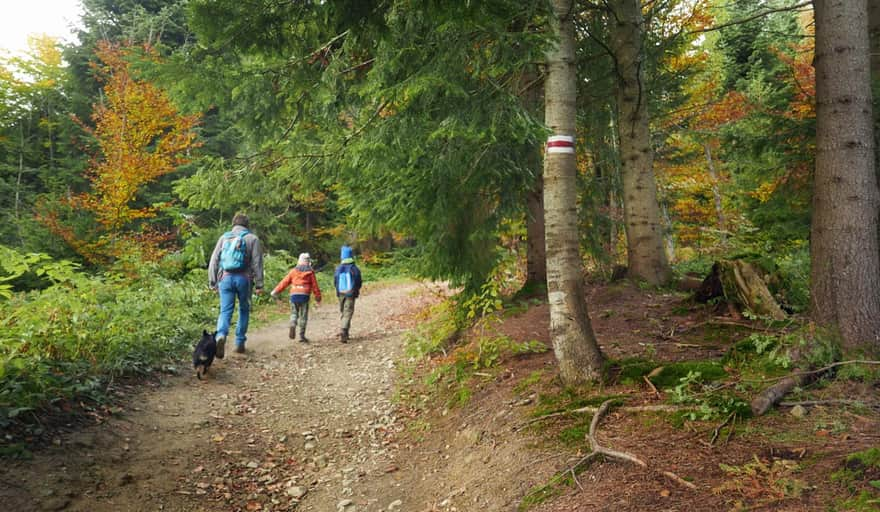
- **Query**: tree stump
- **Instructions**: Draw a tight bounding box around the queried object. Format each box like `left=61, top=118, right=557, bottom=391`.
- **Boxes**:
left=694, top=260, right=786, bottom=321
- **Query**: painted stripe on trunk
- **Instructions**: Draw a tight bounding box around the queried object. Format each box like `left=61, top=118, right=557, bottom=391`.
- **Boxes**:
left=547, top=135, right=574, bottom=153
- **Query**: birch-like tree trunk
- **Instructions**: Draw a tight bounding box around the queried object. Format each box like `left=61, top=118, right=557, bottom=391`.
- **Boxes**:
left=610, top=0, right=672, bottom=285
left=703, top=142, right=727, bottom=242
left=812, top=0, right=880, bottom=354
left=543, top=0, right=605, bottom=384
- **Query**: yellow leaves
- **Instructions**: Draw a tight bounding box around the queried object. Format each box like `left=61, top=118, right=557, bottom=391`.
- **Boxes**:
left=26, top=35, right=62, bottom=67
left=312, top=224, right=347, bottom=239
left=84, top=42, right=200, bottom=227
left=41, top=42, right=201, bottom=266
left=750, top=181, right=778, bottom=203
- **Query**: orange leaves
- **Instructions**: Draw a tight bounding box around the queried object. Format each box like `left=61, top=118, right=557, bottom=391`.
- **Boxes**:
left=85, top=42, right=200, bottom=230
left=776, top=41, right=815, bottom=121
left=42, top=41, right=200, bottom=265
left=692, top=91, right=752, bottom=132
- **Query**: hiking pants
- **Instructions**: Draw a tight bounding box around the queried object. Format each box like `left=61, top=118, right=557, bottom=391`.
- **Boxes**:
left=290, top=300, right=310, bottom=336
left=339, top=296, right=356, bottom=330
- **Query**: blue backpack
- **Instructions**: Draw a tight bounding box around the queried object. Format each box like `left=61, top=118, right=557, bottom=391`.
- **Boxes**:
left=219, top=230, right=249, bottom=271
left=337, top=267, right=354, bottom=296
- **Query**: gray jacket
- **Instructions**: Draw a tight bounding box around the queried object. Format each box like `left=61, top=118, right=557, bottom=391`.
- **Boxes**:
left=208, top=225, right=264, bottom=289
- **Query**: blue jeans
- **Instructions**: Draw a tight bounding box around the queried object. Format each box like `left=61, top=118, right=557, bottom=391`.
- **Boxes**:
left=216, top=273, right=252, bottom=347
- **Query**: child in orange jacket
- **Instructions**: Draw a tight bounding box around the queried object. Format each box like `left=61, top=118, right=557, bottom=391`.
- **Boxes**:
left=271, top=253, right=322, bottom=342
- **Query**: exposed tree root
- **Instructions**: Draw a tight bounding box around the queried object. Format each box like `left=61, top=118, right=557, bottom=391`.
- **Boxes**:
left=574, top=400, right=697, bottom=490
left=587, top=401, right=647, bottom=467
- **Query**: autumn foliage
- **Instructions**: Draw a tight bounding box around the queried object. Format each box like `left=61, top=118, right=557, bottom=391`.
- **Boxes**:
left=40, top=42, right=200, bottom=265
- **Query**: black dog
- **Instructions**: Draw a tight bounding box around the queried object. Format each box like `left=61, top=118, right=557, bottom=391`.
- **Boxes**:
left=193, top=330, right=217, bottom=380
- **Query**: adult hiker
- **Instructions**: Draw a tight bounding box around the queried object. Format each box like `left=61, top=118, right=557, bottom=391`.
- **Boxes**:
left=333, top=245, right=362, bottom=343
left=208, top=213, right=264, bottom=356
left=271, top=252, right=322, bottom=343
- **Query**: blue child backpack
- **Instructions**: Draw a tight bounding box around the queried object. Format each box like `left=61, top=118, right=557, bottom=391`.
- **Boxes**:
left=220, top=230, right=249, bottom=271
left=337, top=267, right=354, bottom=296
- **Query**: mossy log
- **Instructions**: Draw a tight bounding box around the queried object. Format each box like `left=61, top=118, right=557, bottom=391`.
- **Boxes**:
left=694, top=260, right=786, bottom=321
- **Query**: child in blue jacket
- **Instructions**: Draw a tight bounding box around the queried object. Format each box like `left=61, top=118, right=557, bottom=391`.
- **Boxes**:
left=333, top=245, right=363, bottom=343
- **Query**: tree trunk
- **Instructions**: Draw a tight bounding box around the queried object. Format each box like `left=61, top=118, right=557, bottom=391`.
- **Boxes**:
left=608, top=109, right=622, bottom=264
left=869, top=0, right=880, bottom=276
left=16, top=122, right=25, bottom=245
left=870, top=0, right=880, bottom=79
left=543, top=0, right=605, bottom=384
left=522, top=66, right=547, bottom=288
left=660, top=201, right=675, bottom=264
left=610, top=0, right=672, bottom=286
left=811, top=0, right=880, bottom=354
left=703, top=142, right=727, bottom=241
left=526, top=173, right=547, bottom=287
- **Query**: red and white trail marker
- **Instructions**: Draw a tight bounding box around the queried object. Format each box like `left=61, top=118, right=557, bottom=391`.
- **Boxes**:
left=546, top=135, right=574, bottom=154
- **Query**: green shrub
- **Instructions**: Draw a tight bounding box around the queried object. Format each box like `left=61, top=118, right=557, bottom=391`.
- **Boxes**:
left=0, top=247, right=216, bottom=427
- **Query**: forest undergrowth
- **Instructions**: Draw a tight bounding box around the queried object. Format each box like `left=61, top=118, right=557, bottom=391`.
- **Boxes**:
left=396, top=270, right=880, bottom=511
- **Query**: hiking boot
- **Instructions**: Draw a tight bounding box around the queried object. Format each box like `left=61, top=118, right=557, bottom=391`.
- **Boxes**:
left=289, top=326, right=296, bottom=340
left=216, top=335, right=227, bottom=359
left=298, top=334, right=309, bottom=343
left=340, top=328, right=349, bottom=343
left=234, top=344, right=246, bottom=354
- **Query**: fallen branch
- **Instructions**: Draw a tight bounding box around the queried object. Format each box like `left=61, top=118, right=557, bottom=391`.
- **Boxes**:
left=709, top=412, right=736, bottom=446
left=751, top=374, right=809, bottom=416
left=662, top=470, right=698, bottom=490
left=513, top=403, right=694, bottom=432
left=750, top=360, right=880, bottom=416
left=744, top=360, right=880, bottom=384
left=780, top=399, right=877, bottom=408
left=672, top=318, right=772, bottom=337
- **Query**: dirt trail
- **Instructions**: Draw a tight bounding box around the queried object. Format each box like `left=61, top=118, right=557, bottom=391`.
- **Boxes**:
left=0, top=281, right=452, bottom=512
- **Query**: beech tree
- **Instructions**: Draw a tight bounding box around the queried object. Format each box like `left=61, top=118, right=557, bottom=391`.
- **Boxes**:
left=811, top=0, right=880, bottom=353
left=40, top=42, right=200, bottom=265
left=543, top=0, right=606, bottom=384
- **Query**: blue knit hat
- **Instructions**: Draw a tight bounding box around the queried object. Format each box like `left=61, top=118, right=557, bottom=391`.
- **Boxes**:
left=340, top=245, right=353, bottom=260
